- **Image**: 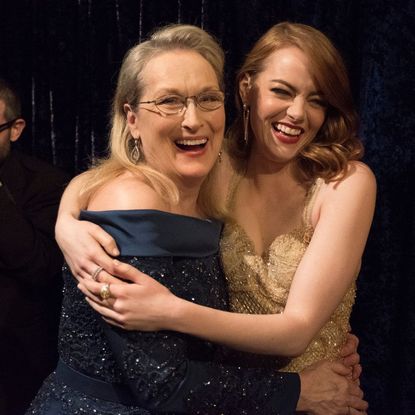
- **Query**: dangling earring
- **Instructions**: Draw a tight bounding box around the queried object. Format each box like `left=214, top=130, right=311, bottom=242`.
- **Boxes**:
left=131, top=137, right=141, bottom=164
left=243, top=103, right=250, bottom=145
left=218, top=150, right=223, bottom=163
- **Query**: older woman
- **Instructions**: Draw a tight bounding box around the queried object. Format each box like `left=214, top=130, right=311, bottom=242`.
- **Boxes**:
left=27, top=24, right=299, bottom=414
left=52, top=23, right=370, bottom=414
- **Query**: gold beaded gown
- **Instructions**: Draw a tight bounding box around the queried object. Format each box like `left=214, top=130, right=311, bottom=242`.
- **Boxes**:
left=220, top=176, right=357, bottom=371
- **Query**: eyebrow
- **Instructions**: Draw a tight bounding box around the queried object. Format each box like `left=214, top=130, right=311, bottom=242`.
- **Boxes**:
left=153, top=85, right=221, bottom=96
left=270, top=79, right=323, bottom=97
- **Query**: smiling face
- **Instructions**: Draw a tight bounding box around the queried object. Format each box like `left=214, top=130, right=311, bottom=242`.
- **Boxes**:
left=242, top=46, right=327, bottom=168
left=125, top=49, right=225, bottom=188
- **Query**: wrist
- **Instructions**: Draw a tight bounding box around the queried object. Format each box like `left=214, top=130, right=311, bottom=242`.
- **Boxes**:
left=296, top=370, right=317, bottom=413
left=168, top=296, right=193, bottom=333
left=295, top=372, right=307, bottom=412
left=55, top=212, right=73, bottom=235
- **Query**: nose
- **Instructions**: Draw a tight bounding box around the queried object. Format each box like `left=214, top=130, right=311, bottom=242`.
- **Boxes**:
left=286, top=97, right=306, bottom=122
left=181, top=99, right=203, bottom=131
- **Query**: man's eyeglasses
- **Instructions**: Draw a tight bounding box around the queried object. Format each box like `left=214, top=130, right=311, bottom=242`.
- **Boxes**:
left=138, top=90, right=225, bottom=116
left=0, top=119, right=17, bottom=133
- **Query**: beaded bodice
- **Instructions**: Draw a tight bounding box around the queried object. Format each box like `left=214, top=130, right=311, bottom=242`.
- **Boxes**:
left=221, top=178, right=357, bottom=371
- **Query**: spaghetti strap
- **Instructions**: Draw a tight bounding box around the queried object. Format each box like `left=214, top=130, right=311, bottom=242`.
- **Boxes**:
left=302, top=178, right=324, bottom=226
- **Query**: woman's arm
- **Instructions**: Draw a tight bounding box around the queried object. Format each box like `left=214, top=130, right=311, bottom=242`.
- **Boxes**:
left=78, top=265, right=366, bottom=413
left=172, top=163, right=376, bottom=356
left=57, top=154, right=231, bottom=280
left=94, top=279, right=368, bottom=414
left=79, top=163, right=376, bottom=356
left=55, top=173, right=120, bottom=279
left=77, top=269, right=367, bottom=413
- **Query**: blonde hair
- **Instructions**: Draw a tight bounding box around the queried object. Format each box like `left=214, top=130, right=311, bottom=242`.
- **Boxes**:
left=227, top=22, right=363, bottom=183
left=80, top=24, right=225, bottom=218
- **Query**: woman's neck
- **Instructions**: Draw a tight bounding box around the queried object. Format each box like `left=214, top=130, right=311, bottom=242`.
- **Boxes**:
left=244, top=154, right=301, bottom=194
left=173, top=180, right=205, bottom=218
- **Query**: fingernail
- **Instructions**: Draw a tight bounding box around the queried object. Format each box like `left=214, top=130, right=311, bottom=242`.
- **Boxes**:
left=113, top=249, right=120, bottom=256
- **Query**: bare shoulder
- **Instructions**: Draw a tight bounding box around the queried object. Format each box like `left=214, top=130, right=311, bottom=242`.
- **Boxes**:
left=87, top=171, right=168, bottom=211
left=346, top=160, right=375, bottom=182
left=67, top=170, right=91, bottom=189
left=312, top=161, right=376, bottom=225
left=325, top=161, right=376, bottom=195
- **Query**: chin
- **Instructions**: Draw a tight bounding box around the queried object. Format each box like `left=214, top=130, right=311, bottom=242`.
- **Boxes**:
left=182, top=170, right=211, bottom=181
left=176, top=166, right=212, bottom=183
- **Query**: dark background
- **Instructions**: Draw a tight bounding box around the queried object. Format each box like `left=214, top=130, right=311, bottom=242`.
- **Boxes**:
left=1, top=1, right=414, bottom=413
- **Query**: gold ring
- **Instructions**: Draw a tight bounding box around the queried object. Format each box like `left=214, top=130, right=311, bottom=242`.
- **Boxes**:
left=91, top=266, right=104, bottom=281
left=100, top=283, right=111, bottom=300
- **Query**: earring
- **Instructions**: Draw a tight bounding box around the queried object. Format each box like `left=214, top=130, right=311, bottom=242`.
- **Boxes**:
left=131, top=137, right=141, bottom=164
left=218, top=150, right=223, bottom=163
left=243, top=103, right=250, bottom=145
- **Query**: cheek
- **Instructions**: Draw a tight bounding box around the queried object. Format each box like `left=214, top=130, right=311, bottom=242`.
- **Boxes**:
left=310, top=109, right=326, bottom=131
left=142, top=120, right=177, bottom=142
left=212, top=109, right=226, bottom=133
left=251, top=98, right=279, bottom=127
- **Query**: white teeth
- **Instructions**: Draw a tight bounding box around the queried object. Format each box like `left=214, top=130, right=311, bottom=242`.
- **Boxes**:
left=276, top=123, right=302, bottom=136
left=175, top=138, right=208, bottom=145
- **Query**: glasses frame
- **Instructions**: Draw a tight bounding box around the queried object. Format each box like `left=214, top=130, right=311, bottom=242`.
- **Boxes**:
left=0, top=118, right=18, bottom=133
left=138, top=90, right=225, bottom=116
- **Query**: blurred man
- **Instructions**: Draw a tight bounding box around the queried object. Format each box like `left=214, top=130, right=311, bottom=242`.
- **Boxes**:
left=0, top=79, right=69, bottom=414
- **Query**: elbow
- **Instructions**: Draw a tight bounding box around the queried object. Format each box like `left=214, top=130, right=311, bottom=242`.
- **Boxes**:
left=278, top=316, right=315, bottom=357
left=285, top=338, right=311, bottom=357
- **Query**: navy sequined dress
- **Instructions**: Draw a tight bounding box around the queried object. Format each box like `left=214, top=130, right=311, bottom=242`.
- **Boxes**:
left=27, top=210, right=299, bottom=414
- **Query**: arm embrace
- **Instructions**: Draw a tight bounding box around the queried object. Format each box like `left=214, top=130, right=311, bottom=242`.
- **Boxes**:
left=55, top=173, right=120, bottom=280
left=166, top=162, right=376, bottom=355
left=79, top=162, right=376, bottom=357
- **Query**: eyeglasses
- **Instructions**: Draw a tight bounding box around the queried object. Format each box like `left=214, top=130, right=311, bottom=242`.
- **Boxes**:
left=138, top=90, right=225, bottom=116
left=0, top=119, right=17, bottom=133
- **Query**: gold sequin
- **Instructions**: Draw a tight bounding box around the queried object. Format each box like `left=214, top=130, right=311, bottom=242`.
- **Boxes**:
left=221, top=177, right=357, bottom=371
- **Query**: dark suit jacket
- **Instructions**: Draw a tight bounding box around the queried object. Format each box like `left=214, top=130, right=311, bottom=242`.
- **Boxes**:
left=0, top=150, right=69, bottom=414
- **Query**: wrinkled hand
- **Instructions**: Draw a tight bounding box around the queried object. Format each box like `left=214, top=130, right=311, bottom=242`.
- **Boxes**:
left=77, top=261, right=177, bottom=330
left=297, top=360, right=368, bottom=414
left=55, top=214, right=119, bottom=281
left=340, top=333, right=362, bottom=382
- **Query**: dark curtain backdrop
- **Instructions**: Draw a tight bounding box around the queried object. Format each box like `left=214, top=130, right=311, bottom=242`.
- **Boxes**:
left=1, top=1, right=414, bottom=413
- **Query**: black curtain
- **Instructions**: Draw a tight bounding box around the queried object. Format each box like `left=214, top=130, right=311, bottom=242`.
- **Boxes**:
left=1, top=1, right=414, bottom=413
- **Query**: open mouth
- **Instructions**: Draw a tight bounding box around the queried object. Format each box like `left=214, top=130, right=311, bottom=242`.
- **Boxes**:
left=272, top=123, right=304, bottom=137
left=174, top=138, right=208, bottom=151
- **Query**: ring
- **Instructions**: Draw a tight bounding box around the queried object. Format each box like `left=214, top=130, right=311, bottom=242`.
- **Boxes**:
left=100, top=283, right=111, bottom=300
left=91, top=266, right=104, bottom=281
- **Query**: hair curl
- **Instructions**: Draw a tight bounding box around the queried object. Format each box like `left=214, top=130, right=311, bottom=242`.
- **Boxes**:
left=227, top=22, right=363, bottom=183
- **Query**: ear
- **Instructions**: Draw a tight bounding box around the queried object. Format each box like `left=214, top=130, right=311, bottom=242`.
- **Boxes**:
left=9, top=118, right=26, bottom=143
left=124, top=104, right=140, bottom=138
left=239, top=73, right=252, bottom=105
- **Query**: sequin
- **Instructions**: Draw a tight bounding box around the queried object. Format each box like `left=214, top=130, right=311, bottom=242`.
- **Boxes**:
left=221, top=177, right=357, bottom=371
left=27, top=211, right=299, bottom=414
